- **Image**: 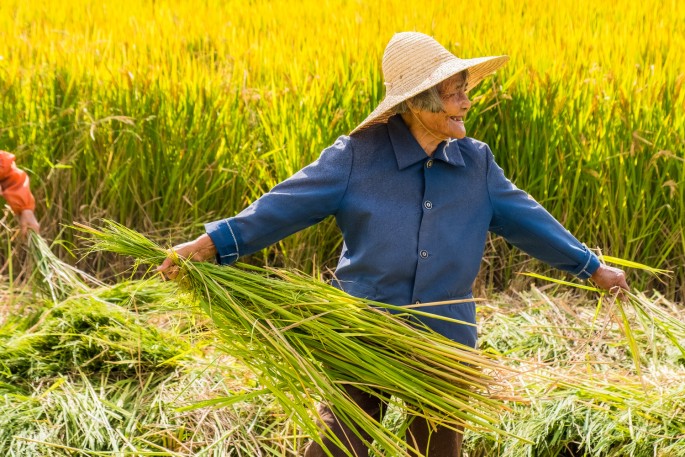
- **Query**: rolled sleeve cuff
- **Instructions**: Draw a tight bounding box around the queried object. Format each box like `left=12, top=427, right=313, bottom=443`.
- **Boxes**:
left=205, top=218, right=241, bottom=265
left=13, top=202, right=36, bottom=215
left=572, top=247, right=601, bottom=280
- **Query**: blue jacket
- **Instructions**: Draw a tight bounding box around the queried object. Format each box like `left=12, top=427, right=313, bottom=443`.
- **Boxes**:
left=206, top=115, right=600, bottom=347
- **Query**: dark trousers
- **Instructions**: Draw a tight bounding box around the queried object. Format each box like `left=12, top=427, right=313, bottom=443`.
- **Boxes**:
left=303, top=386, right=463, bottom=457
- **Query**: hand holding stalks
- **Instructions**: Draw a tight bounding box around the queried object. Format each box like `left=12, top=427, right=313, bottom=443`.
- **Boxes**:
left=590, top=264, right=629, bottom=298
left=19, top=209, right=40, bottom=236
left=157, top=233, right=217, bottom=280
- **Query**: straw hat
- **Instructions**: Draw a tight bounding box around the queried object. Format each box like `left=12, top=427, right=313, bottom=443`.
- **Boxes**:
left=351, top=32, right=509, bottom=134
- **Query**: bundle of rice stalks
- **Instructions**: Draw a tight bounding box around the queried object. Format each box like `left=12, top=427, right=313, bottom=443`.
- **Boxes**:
left=79, top=220, right=516, bottom=455
left=0, top=294, right=191, bottom=385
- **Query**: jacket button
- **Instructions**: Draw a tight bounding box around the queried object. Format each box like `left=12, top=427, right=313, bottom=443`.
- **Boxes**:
left=424, top=200, right=432, bottom=209
left=426, top=159, right=433, bottom=168
left=420, top=250, right=428, bottom=258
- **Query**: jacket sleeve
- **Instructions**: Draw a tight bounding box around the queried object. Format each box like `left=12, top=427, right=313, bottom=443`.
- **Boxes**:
left=0, top=151, right=36, bottom=215
left=486, top=146, right=599, bottom=279
left=205, top=136, right=354, bottom=264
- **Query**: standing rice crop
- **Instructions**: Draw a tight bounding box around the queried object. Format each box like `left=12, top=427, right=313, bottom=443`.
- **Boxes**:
left=1, top=0, right=682, bottom=297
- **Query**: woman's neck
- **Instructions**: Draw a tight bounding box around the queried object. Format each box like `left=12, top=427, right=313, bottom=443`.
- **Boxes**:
left=400, top=112, right=445, bottom=157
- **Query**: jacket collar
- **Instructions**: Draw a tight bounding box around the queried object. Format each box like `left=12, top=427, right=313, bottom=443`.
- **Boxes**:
left=387, top=115, right=466, bottom=170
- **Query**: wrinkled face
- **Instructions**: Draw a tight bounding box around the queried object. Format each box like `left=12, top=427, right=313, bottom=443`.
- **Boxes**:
left=416, top=72, right=471, bottom=140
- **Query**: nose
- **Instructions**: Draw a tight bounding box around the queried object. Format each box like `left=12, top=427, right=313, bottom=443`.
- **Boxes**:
left=459, top=91, right=471, bottom=110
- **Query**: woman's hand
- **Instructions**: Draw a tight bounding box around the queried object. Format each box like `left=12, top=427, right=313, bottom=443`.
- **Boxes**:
left=590, top=264, right=629, bottom=297
left=157, top=233, right=217, bottom=280
left=19, top=209, right=40, bottom=236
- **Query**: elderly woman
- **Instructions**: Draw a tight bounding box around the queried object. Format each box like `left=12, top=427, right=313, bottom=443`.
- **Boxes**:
left=1, top=151, right=40, bottom=235
left=159, top=32, right=628, bottom=456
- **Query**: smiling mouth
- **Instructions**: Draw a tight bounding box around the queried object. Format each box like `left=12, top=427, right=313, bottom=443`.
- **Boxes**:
left=450, top=116, right=465, bottom=122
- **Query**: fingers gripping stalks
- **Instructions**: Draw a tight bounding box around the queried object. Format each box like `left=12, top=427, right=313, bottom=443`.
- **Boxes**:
left=590, top=264, right=630, bottom=300
left=157, top=233, right=217, bottom=280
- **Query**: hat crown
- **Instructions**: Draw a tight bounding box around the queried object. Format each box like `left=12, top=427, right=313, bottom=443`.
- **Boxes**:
left=382, top=32, right=456, bottom=95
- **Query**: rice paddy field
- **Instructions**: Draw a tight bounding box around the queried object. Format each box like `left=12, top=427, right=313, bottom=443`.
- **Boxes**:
left=1, top=0, right=685, bottom=455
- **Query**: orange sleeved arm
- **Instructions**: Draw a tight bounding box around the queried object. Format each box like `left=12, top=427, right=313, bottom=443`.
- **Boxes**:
left=0, top=151, right=36, bottom=215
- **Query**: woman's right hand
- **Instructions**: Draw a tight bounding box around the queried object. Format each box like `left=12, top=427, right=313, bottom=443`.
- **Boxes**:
left=19, top=209, right=40, bottom=236
left=157, top=233, right=217, bottom=280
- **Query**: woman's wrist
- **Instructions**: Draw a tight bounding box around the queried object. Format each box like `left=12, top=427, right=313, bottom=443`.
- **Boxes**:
left=194, top=233, right=217, bottom=261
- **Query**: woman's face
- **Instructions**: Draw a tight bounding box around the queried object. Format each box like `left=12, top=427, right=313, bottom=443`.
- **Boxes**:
left=416, top=73, right=471, bottom=140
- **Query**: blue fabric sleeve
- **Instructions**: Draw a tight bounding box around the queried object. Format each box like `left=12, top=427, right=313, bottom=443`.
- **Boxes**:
left=205, top=136, right=353, bottom=264
left=486, top=147, right=600, bottom=279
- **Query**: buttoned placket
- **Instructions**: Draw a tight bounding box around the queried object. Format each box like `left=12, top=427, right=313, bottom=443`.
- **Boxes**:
left=412, top=157, right=438, bottom=304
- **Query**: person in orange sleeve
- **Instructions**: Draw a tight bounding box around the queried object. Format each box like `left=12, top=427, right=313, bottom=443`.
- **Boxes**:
left=0, top=151, right=40, bottom=235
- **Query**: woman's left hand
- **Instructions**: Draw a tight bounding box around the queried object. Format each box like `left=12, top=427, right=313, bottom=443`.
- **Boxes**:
left=590, top=264, right=629, bottom=297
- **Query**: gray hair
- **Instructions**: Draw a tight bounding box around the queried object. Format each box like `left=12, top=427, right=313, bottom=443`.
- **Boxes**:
left=392, top=70, right=469, bottom=115
left=393, top=84, right=444, bottom=114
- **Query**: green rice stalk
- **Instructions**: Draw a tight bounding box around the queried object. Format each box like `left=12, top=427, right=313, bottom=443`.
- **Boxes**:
left=599, top=254, right=672, bottom=278
left=27, top=231, right=100, bottom=302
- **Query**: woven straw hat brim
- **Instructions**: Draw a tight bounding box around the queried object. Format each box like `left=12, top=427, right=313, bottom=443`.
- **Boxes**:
left=351, top=54, right=509, bottom=135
